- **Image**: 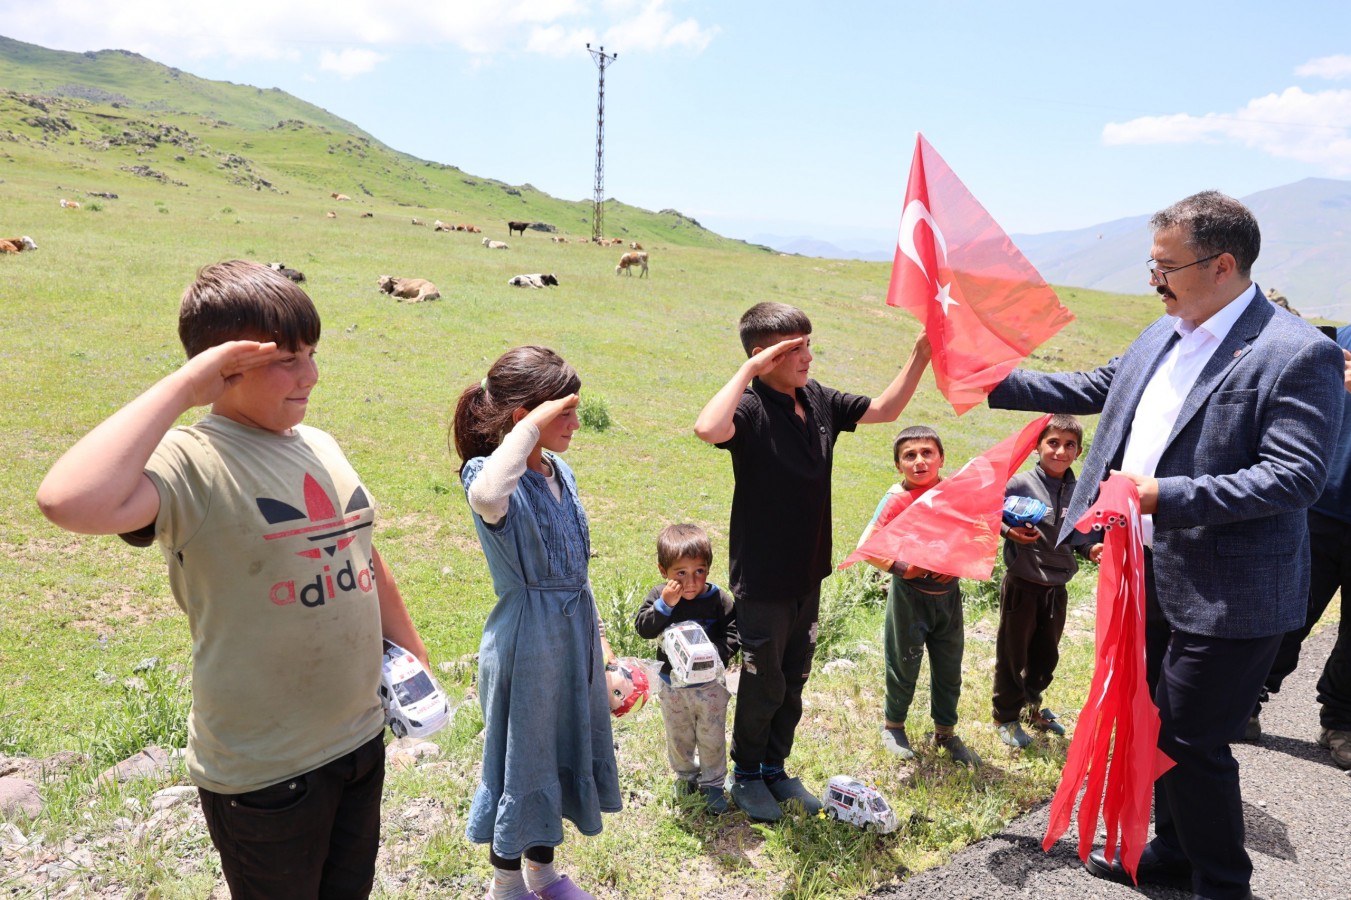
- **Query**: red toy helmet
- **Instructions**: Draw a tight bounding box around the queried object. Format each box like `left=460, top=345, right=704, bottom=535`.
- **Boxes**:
left=605, top=658, right=650, bottom=718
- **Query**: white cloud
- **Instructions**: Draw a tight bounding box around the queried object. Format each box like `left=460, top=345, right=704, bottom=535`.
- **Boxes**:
left=319, top=48, right=386, bottom=78
left=1, top=0, right=715, bottom=68
left=1296, top=55, right=1351, bottom=80
left=1102, top=87, right=1351, bottom=176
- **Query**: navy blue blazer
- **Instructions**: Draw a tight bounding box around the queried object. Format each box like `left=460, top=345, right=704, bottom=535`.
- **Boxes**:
left=990, top=288, right=1345, bottom=639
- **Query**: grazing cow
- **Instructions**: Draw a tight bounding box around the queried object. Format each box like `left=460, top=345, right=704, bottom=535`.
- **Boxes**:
left=482, top=238, right=510, bottom=250
left=0, top=235, right=37, bottom=254
left=267, top=262, right=306, bottom=283
left=411, top=218, right=424, bottom=226
left=615, top=251, right=649, bottom=278
left=378, top=275, right=441, bottom=303
left=507, top=273, right=560, bottom=289
left=507, top=221, right=531, bottom=237
left=325, top=211, right=337, bottom=218
left=360, top=211, right=374, bottom=218
left=629, top=241, right=643, bottom=250
left=332, top=192, right=352, bottom=201
left=59, top=198, right=81, bottom=209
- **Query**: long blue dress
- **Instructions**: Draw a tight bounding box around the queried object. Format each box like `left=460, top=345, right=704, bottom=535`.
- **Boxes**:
left=461, top=453, right=621, bottom=857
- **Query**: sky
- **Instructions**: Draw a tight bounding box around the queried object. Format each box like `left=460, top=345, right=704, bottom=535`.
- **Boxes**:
left=4, top=1, right=1351, bottom=252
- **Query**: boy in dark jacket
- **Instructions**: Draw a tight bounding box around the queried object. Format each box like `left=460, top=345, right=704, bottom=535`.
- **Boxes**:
left=994, top=414, right=1102, bottom=747
left=634, top=524, right=739, bottom=813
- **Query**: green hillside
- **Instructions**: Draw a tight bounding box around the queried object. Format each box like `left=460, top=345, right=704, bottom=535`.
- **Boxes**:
left=0, top=33, right=1168, bottom=900
left=0, top=34, right=741, bottom=249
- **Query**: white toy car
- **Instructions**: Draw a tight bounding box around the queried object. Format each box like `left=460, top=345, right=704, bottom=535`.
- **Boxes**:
left=822, top=775, right=898, bottom=833
left=661, top=621, right=721, bottom=686
left=380, top=639, right=450, bottom=739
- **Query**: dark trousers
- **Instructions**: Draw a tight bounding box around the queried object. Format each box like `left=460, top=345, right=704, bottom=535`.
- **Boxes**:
left=200, top=730, right=386, bottom=900
left=1143, top=554, right=1281, bottom=900
left=991, top=574, right=1067, bottom=723
left=730, top=585, right=820, bottom=770
left=883, top=576, right=964, bottom=728
left=1256, top=511, right=1351, bottom=728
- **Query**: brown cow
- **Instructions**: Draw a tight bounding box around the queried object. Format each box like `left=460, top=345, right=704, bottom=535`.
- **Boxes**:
left=332, top=192, right=352, bottom=201
left=615, top=251, right=649, bottom=278
left=378, top=275, right=440, bottom=303
left=629, top=241, right=643, bottom=250
left=0, top=235, right=37, bottom=253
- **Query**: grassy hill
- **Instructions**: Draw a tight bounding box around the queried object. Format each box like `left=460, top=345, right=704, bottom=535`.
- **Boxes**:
left=0, top=33, right=1167, bottom=900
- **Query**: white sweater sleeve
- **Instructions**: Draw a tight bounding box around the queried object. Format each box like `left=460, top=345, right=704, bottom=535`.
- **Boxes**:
left=467, top=421, right=539, bottom=524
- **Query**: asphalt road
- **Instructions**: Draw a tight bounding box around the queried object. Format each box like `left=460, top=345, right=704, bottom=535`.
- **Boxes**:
left=869, top=626, right=1351, bottom=900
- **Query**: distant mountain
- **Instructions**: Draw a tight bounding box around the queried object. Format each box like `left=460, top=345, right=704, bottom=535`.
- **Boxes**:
left=750, top=233, right=893, bottom=262
left=1013, top=178, right=1351, bottom=321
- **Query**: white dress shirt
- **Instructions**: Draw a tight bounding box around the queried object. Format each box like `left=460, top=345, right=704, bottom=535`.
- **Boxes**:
left=1121, top=284, right=1256, bottom=545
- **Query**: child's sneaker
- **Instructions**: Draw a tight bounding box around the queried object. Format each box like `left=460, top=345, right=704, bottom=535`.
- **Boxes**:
left=1028, top=707, right=1066, bottom=736
left=934, top=733, right=983, bottom=768
left=997, top=721, right=1032, bottom=748
left=729, top=778, right=783, bottom=822
left=700, top=785, right=729, bottom=814
left=766, top=775, right=823, bottom=815
left=881, top=724, right=915, bottom=760
left=673, top=778, right=698, bottom=799
left=532, top=875, right=596, bottom=900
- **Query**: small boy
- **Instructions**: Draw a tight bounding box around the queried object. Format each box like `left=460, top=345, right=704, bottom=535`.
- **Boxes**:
left=993, top=414, right=1102, bottom=748
left=633, top=524, right=739, bottom=814
left=694, top=302, right=930, bottom=822
left=36, top=260, right=429, bottom=899
left=857, top=425, right=982, bottom=767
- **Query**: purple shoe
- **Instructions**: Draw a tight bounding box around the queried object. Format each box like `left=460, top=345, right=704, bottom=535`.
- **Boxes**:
left=532, top=875, right=596, bottom=900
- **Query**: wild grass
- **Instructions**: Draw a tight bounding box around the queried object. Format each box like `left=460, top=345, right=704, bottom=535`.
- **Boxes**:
left=0, top=42, right=1165, bottom=898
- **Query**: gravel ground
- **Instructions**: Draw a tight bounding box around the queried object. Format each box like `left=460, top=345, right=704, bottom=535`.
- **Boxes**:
left=869, top=626, right=1351, bottom=900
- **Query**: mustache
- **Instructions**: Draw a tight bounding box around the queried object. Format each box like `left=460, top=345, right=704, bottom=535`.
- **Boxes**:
left=1156, top=286, right=1174, bottom=299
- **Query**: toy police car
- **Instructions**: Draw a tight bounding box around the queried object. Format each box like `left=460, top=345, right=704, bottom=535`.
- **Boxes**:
left=661, top=621, right=722, bottom=686
left=380, top=639, right=450, bottom=739
left=822, top=775, right=898, bottom=833
left=1002, top=495, right=1048, bottom=528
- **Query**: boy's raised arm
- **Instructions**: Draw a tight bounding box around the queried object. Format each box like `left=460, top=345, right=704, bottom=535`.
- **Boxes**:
left=693, top=337, right=804, bottom=444
left=36, top=341, right=280, bottom=536
left=858, top=333, right=931, bottom=425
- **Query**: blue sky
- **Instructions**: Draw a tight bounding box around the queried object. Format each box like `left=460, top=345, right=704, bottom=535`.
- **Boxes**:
left=5, top=1, right=1350, bottom=250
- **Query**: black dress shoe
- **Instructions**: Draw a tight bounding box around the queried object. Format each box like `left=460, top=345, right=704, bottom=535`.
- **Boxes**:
left=1085, top=845, right=1192, bottom=886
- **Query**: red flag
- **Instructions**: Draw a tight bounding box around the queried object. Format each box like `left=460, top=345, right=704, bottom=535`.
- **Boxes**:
left=889, top=134, right=1075, bottom=414
left=1042, top=474, right=1175, bottom=883
left=840, top=415, right=1050, bottom=580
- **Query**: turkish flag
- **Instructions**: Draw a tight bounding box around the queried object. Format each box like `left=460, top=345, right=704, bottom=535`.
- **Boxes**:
left=889, top=134, right=1075, bottom=414
left=1041, top=474, right=1175, bottom=884
left=840, top=415, right=1051, bottom=580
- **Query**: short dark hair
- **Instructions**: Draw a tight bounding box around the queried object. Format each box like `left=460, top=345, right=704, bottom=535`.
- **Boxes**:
left=893, top=425, right=944, bottom=465
left=657, top=523, right=713, bottom=570
left=179, top=260, right=320, bottom=358
left=738, top=302, right=812, bottom=357
left=1149, top=191, right=1260, bottom=278
left=1039, top=414, right=1083, bottom=445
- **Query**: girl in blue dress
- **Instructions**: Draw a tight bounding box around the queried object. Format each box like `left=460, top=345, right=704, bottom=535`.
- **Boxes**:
left=451, top=346, right=620, bottom=900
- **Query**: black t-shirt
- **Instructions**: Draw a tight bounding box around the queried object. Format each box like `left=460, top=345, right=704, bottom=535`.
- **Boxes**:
left=716, top=378, right=870, bottom=599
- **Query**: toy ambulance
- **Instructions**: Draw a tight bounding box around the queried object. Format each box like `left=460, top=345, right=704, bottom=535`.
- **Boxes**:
left=822, top=775, right=898, bottom=833
left=1002, top=495, right=1048, bottom=528
left=661, top=621, right=721, bottom=686
left=380, top=639, right=450, bottom=739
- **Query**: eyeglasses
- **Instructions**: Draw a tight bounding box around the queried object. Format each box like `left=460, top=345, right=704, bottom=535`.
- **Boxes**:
left=1147, top=253, right=1221, bottom=286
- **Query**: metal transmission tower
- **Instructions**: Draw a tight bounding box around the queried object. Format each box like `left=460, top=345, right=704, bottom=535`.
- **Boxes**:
left=587, top=43, right=617, bottom=243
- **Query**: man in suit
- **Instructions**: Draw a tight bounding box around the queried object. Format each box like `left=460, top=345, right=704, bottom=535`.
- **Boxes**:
left=989, top=191, right=1345, bottom=900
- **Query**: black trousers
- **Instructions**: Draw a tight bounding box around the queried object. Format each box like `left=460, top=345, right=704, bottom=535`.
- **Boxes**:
left=730, top=584, right=820, bottom=770
left=991, top=574, right=1068, bottom=723
left=199, top=730, right=386, bottom=900
left=1143, top=553, right=1281, bottom=900
left=1255, top=511, right=1351, bottom=728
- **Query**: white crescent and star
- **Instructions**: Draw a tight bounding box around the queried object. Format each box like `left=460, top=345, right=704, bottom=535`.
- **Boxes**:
left=898, top=198, right=959, bottom=316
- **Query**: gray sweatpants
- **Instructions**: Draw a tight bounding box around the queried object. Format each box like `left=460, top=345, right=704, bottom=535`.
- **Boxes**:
left=658, top=678, right=730, bottom=788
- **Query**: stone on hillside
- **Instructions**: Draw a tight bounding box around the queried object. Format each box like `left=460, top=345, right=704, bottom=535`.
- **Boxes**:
left=821, top=658, right=857, bottom=674
left=150, top=785, right=199, bottom=811
left=95, top=746, right=174, bottom=786
left=0, top=777, right=41, bottom=818
left=387, top=737, right=441, bottom=771
left=0, top=821, right=26, bottom=849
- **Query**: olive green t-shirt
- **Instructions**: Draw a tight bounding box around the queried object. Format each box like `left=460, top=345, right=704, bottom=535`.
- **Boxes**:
left=144, top=415, right=384, bottom=793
